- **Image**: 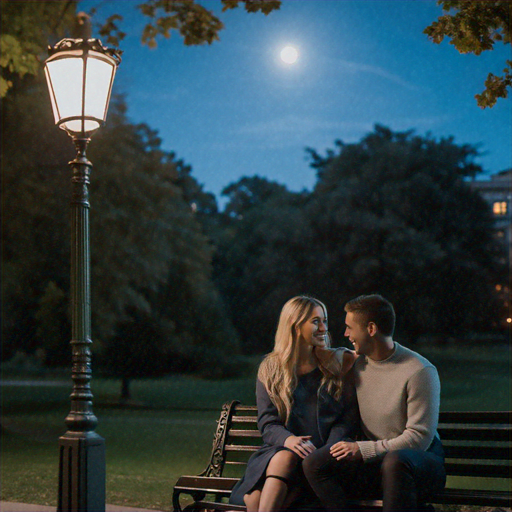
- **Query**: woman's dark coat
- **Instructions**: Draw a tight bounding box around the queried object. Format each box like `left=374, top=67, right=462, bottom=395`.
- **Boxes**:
left=229, top=366, right=358, bottom=505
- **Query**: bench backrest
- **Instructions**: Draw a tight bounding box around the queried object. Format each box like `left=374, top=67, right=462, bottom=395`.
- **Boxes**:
left=201, top=401, right=512, bottom=495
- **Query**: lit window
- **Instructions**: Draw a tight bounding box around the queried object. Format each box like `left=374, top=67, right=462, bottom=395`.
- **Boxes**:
left=493, top=201, right=508, bottom=215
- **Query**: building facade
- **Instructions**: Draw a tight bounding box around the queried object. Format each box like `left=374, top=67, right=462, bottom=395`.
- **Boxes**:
left=470, top=169, right=511, bottom=328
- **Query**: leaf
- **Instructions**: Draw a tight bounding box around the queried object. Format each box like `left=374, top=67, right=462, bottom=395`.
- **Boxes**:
left=424, top=0, right=511, bottom=107
left=0, top=76, right=12, bottom=98
left=0, top=34, right=39, bottom=77
left=476, top=72, right=511, bottom=108
left=221, top=0, right=241, bottom=11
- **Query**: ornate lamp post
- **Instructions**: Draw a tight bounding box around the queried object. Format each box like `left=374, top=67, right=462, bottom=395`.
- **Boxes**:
left=44, top=33, right=121, bottom=512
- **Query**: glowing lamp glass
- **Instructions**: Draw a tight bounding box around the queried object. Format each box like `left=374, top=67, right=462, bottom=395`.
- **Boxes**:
left=44, top=43, right=118, bottom=137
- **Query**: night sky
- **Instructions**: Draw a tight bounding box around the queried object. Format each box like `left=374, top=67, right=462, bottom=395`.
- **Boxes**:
left=79, top=0, right=512, bottom=206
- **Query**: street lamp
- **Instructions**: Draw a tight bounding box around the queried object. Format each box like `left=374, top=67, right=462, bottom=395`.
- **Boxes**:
left=44, top=33, right=121, bottom=512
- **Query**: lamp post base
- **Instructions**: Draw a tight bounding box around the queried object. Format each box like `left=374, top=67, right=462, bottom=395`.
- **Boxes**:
left=58, top=431, right=105, bottom=512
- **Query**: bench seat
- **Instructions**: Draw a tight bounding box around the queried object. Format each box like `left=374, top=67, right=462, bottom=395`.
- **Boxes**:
left=172, top=402, right=512, bottom=511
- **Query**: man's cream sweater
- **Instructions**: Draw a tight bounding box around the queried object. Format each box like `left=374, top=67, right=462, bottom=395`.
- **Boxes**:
left=354, top=342, right=441, bottom=462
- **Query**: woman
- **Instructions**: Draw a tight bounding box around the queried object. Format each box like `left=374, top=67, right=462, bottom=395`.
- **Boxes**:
left=229, top=296, right=358, bottom=512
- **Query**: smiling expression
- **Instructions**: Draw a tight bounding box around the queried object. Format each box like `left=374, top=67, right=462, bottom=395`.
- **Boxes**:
left=344, top=311, right=373, bottom=356
left=299, top=305, right=329, bottom=348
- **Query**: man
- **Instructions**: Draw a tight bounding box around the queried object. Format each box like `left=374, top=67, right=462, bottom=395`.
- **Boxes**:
left=303, top=294, right=446, bottom=511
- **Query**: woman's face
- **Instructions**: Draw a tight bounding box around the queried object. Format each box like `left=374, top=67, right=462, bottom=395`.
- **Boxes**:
left=298, top=305, right=328, bottom=347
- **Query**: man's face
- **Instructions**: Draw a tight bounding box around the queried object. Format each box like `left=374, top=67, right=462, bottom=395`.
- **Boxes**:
left=344, top=311, right=372, bottom=356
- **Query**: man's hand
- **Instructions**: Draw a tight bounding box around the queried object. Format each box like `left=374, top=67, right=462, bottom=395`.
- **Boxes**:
left=284, top=435, right=317, bottom=458
left=330, top=441, right=362, bottom=461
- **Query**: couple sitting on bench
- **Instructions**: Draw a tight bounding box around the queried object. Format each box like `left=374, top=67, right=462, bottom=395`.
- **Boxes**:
left=228, top=294, right=446, bottom=512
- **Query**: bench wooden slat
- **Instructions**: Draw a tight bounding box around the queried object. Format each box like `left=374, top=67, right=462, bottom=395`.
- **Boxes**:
left=345, top=498, right=383, bottom=508
left=438, top=425, right=511, bottom=441
left=227, top=437, right=512, bottom=457
left=439, top=411, right=511, bottom=423
left=444, top=462, right=511, bottom=478
left=233, top=405, right=257, bottom=412
left=228, top=429, right=261, bottom=437
left=230, top=416, right=258, bottom=423
left=444, top=444, right=511, bottom=460
left=232, top=408, right=512, bottom=423
left=187, top=501, right=245, bottom=511
left=348, top=490, right=512, bottom=508
left=174, top=475, right=238, bottom=492
left=225, top=444, right=258, bottom=452
left=226, top=435, right=512, bottom=457
left=431, top=488, right=512, bottom=507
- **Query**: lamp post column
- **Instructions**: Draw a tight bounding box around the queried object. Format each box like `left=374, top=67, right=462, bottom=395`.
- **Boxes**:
left=44, top=29, right=120, bottom=511
left=58, top=137, right=105, bottom=512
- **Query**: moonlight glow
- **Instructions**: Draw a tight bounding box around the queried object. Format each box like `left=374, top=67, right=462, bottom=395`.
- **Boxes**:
left=280, top=46, right=299, bottom=64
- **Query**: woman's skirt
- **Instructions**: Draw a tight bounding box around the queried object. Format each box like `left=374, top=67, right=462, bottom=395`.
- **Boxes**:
left=229, top=444, right=288, bottom=505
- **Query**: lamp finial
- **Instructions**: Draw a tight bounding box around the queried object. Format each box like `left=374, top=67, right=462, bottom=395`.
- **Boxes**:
left=73, top=12, right=93, bottom=40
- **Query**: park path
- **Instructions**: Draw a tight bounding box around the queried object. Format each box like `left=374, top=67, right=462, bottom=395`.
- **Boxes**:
left=1, top=381, right=69, bottom=387
left=0, top=502, right=164, bottom=512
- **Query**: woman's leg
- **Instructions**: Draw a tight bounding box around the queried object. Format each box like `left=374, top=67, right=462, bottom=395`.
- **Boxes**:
left=244, top=449, right=300, bottom=512
left=243, top=489, right=261, bottom=512
left=281, top=484, right=302, bottom=510
left=260, top=449, right=300, bottom=511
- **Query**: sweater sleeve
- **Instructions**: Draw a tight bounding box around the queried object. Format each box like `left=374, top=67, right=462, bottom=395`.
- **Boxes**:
left=256, top=379, right=294, bottom=447
left=357, top=365, right=440, bottom=462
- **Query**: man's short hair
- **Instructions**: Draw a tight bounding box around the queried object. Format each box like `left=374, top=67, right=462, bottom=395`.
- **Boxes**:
left=344, top=294, right=395, bottom=336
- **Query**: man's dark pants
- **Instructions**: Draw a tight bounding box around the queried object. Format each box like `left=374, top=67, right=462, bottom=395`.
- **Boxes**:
left=302, top=437, right=446, bottom=512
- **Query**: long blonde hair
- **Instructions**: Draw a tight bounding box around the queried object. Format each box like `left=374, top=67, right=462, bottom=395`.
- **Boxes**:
left=257, top=296, right=344, bottom=422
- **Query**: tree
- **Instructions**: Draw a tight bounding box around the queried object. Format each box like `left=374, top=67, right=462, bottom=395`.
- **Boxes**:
left=172, top=155, right=220, bottom=237
left=0, top=0, right=76, bottom=97
left=0, top=0, right=281, bottom=98
left=214, top=177, right=312, bottom=353
left=222, top=175, right=291, bottom=219
left=34, top=282, right=71, bottom=367
left=424, top=0, right=511, bottom=108
left=306, top=125, right=500, bottom=340
left=1, top=76, right=240, bottom=392
left=95, top=0, right=281, bottom=48
left=214, top=126, right=500, bottom=351
left=1, top=68, right=73, bottom=361
left=1, top=1, right=245, bottom=398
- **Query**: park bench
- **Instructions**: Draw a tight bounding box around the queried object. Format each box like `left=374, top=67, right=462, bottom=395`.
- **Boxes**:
left=172, top=401, right=511, bottom=511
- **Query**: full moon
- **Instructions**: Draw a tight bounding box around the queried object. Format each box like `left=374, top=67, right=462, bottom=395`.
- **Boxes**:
left=280, top=46, right=299, bottom=64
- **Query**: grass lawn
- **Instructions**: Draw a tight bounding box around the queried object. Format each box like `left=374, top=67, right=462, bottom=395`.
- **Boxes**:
left=1, top=373, right=258, bottom=510
left=419, top=343, right=511, bottom=411
left=1, top=343, right=510, bottom=510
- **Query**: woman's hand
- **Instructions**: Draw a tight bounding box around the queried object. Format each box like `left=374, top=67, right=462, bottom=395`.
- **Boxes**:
left=284, top=435, right=317, bottom=458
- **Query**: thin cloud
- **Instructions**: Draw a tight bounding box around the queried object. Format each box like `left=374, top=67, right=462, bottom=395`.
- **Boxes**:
left=331, top=58, right=423, bottom=91
left=236, top=114, right=452, bottom=139
left=225, top=114, right=455, bottom=151
left=237, top=115, right=372, bottom=137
